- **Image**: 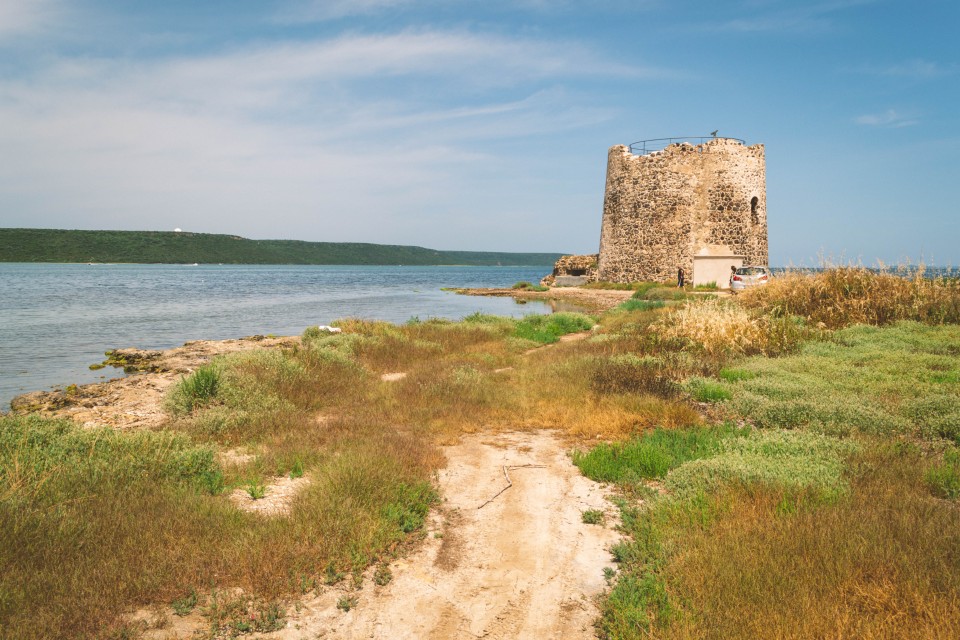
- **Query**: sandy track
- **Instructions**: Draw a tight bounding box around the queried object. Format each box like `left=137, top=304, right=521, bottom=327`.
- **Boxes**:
left=276, top=431, right=619, bottom=639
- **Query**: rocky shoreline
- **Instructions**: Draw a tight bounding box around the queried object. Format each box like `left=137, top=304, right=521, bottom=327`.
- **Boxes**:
left=9, top=335, right=297, bottom=429
left=452, top=286, right=633, bottom=312
left=7, top=287, right=631, bottom=429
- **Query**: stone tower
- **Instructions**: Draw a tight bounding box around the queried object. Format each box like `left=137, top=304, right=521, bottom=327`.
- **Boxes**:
left=597, top=137, right=767, bottom=287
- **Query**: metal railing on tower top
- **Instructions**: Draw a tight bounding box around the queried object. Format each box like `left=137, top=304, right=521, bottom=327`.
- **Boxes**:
left=628, top=136, right=746, bottom=155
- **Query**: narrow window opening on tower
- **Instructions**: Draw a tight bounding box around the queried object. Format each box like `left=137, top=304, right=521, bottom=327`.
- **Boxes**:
left=750, top=197, right=759, bottom=224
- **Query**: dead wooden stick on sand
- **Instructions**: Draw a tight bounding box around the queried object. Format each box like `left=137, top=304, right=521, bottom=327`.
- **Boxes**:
left=477, top=464, right=546, bottom=509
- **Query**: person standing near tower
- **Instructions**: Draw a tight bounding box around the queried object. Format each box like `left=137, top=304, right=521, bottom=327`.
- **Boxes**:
left=677, top=266, right=685, bottom=288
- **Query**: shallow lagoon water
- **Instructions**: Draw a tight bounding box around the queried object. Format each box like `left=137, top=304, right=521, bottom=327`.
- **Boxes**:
left=0, top=263, right=555, bottom=408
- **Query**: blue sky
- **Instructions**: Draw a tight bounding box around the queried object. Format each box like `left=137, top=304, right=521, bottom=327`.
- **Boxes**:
left=0, top=0, right=957, bottom=265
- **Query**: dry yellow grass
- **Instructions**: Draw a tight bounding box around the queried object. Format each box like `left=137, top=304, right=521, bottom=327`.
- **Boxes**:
left=740, top=266, right=960, bottom=328
left=654, top=447, right=960, bottom=639
left=655, top=299, right=766, bottom=357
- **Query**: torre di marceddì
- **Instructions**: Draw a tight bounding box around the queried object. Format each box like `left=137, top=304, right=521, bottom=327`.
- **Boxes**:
left=596, top=136, right=768, bottom=289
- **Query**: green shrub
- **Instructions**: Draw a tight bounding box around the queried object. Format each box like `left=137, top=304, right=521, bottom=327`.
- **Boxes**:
left=926, top=448, right=960, bottom=499
left=290, top=459, right=304, bottom=479
left=582, top=509, right=605, bottom=525
left=246, top=482, right=266, bottom=500
left=907, top=395, right=960, bottom=442
left=167, top=363, right=221, bottom=415
left=511, top=281, right=549, bottom=292
left=171, top=589, right=197, bottom=617
left=302, top=325, right=323, bottom=340
left=718, top=368, right=759, bottom=382
left=206, top=595, right=285, bottom=635
left=337, top=595, right=358, bottom=612
left=687, top=377, right=732, bottom=402
left=599, top=569, right=674, bottom=635
left=573, top=425, right=743, bottom=484
left=381, top=482, right=437, bottom=533
left=615, top=299, right=666, bottom=313
left=664, top=430, right=857, bottom=500
left=694, top=281, right=719, bottom=291
left=725, top=322, right=960, bottom=439
left=374, top=564, right=393, bottom=586
left=513, top=312, right=595, bottom=344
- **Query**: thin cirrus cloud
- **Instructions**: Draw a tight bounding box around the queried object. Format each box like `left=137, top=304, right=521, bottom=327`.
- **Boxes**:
left=711, top=0, right=876, bottom=34
left=276, top=0, right=658, bottom=22
left=276, top=0, right=413, bottom=22
left=875, top=59, right=956, bottom=78
left=854, top=109, right=918, bottom=128
left=41, top=29, right=656, bottom=124
left=0, top=29, right=647, bottom=245
left=0, top=0, right=63, bottom=39
left=153, top=30, right=653, bottom=90
left=0, top=28, right=651, bottom=144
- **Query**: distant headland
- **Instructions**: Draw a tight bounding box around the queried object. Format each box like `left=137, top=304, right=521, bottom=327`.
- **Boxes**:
left=0, top=228, right=563, bottom=266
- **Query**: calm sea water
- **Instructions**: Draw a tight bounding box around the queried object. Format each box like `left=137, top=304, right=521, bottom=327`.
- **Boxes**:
left=0, top=264, right=557, bottom=409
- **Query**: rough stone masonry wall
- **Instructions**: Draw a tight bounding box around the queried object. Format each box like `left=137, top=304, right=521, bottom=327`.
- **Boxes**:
left=597, top=138, right=767, bottom=283
left=541, top=254, right=599, bottom=286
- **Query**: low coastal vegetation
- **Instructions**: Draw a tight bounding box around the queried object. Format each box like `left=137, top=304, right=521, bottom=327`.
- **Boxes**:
left=511, top=280, right=550, bottom=292
left=2, top=267, right=959, bottom=638
left=574, top=267, right=960, bottom=639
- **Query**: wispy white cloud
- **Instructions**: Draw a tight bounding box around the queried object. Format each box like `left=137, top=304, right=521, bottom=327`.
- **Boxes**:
left=278, top=0, right=660, bottom=23
left=277, top=0, right=413, bottom=22
left=0, top=29, right=650, bottom=246
left=0, top=0, right=63, bottom=40
left=854, top=59, right=958, bottom=79
left=854, top=109, right=918, bottom=128
left=712, top=0, right=876, bottom=34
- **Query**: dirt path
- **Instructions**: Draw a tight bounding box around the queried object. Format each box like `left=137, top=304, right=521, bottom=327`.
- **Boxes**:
left=274, top=431, right=619, bottom=639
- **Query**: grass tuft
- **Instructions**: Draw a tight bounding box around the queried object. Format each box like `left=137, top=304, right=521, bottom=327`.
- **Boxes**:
left=687, top=377, right=732, bottom=402
left=512, top=281, right=549, bottom=292
left=926, top=448, right=960, bottom=499
left=572, top=424, right=744, bottom=484
left=582, top=509, right=605, bottom=525
left=513, top=312, right=595, bottom=344
left=615, top=299, right=666, bottom=313
left=167, top=363, right=222, bottom=415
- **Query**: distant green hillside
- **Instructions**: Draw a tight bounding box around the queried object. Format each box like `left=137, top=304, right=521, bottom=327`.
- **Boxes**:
left=0, top=229, right=563, bottom=266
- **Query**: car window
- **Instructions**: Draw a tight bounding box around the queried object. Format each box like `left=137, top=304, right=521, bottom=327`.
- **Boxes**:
left=736, top=267, right=769, bottom=276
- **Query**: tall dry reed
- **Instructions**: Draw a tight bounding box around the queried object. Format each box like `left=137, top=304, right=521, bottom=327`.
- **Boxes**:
left=740, top=266, right=960, bottom=328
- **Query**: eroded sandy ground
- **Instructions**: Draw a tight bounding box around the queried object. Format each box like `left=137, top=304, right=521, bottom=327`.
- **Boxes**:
left=267, top=431, right=619, bottom=640
left=8, top=336, right=297, bottom=429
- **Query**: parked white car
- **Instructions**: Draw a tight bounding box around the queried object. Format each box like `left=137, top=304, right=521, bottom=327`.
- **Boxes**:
left=730, top=266, right=772, bottom=292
